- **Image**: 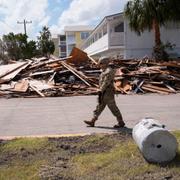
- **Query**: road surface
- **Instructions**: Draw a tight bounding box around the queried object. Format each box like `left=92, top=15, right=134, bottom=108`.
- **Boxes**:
left=0, top=94, right=180, bottom=138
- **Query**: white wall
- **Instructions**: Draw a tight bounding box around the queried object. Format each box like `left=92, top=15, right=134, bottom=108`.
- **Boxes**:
left=161, top=25, right=180, bottom=57
left=124, top=20, right=180, bottom=59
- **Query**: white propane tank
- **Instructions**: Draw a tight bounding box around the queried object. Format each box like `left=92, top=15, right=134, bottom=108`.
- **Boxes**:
left=132, top=117, right=178, bottom=163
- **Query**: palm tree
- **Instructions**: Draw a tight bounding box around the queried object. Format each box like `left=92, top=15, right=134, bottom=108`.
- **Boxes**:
left=124, top=0, right=180, bottom=59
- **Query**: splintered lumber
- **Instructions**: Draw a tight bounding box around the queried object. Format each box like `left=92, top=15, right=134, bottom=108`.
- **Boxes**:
left=29, top=56, right=72, bottom=69
left=29, top=84, right=45, bottom=97
left=141, top=86, right=169, bottom=94
left=0, top=61, right=30, bottom=82
left=67, top=47, right=89, bottom=65
left=164, top=84, right=176, bottom=93
left=114, top=80, right=131, bottom=94
left=142, top=84, right=174, bottom=94
left=60, top=61, right=91, bottom=86
left=88, top=55, right=98, bottom=64
left=1, top=53, right=180, bottom=98
left=13, top=79, right=29, bottom=92
left=30, top=70, right=54, bottom=77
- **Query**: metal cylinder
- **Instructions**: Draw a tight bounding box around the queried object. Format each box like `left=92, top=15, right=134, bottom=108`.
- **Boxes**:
left=132, top=117, right=178, bottom=163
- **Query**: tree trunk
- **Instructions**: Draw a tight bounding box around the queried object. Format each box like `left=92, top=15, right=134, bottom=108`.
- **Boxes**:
left=153, top=19, right=161, bottom=47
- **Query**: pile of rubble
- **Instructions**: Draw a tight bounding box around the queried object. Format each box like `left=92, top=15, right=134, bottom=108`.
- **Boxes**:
left=0, top=48, right=180, bottom=98
left=114, top=58, right=180, bottom=94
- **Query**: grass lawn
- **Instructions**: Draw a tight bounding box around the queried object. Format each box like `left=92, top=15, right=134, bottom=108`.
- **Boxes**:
left=0, top=131, right=179, bottom=180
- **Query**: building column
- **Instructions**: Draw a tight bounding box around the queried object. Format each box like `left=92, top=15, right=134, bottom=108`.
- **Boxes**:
left=107, top=21, right=111, bottom=49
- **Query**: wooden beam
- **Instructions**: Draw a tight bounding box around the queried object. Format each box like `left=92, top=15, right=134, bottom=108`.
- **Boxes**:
left=88, top=55, right=98, bottom=64
left=141, top=86, right=169, bottom=94
left=29, top=84, right=45, bottom=97
left=143, top=84, right=174, bottom=93
left=60, top=61, right=91, bottom=86
left=0, top=62, right=30, bottom=79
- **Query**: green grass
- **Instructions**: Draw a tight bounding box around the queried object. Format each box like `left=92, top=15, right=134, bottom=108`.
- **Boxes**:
left=0, top=138, right=49, bottom=180
left=71, top=140, right=157, bottom=179
left=70, top=132, right=180, bottom=180
left=0, top=131, right=179, bottom=180
left=0, top=160, right=46, bottom=180
left=173, top=131, right=180, bottom=143
left=0, top=137, right=48, bottom=152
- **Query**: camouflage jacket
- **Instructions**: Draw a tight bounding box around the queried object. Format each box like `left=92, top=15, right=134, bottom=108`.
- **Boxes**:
left=99, top=67, right=115, bottom=92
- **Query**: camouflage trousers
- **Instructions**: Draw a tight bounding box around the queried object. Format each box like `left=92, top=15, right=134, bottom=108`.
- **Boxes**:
left=93, top=90, right=123, bottom=121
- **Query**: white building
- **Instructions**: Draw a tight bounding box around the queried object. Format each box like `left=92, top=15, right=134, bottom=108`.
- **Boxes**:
left=81, top=13, right=180, bottom=59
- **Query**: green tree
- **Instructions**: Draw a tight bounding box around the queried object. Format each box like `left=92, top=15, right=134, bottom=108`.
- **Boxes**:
left=3, top=33, right=21, bottom=60
left=0, top=38, right=8, bottom=64
left=124, top=0, right=180, bottom=60
left=37, top=26, right=55, bottom=57
left=3, top=32, right=37, bottom=60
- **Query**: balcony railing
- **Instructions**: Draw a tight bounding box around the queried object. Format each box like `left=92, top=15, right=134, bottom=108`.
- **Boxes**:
left=109, top=32, right=124, bottom=46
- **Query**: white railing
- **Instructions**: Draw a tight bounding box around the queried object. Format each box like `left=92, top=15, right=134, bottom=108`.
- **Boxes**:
left=109, top=32, right=124, bottom=46
left=83, top=34, right=108, bottom=56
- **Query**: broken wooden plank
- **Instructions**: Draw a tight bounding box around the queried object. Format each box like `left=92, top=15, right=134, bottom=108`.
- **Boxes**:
left=12, top=79, right=29, bottom=92
left=143, top=84, right=175, bottom=93
left=29, top=84, right=45, bottom=97
left=30, top=70, right=54, bottom=77
left=29, top=56, right=72, bottom=70
left=60, top=61, right=91, bottom=86
left=88, top=55, right=98, bottom=65
left=114, top=81, right=129, bottom=94
left=0, top=61, right=30, bottom=81
left=164, top=84, right=176, bottom=93
left=141, top=86, right=169, bottom=94
left=67, top=47, right=89, bottom=65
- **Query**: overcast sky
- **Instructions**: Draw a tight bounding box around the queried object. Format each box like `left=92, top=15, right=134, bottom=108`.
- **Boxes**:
left=0, top=0, right=128, bottom=40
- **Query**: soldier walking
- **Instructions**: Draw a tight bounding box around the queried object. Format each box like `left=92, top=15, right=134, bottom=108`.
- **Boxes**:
left=84, top=56, right=125, bottom=128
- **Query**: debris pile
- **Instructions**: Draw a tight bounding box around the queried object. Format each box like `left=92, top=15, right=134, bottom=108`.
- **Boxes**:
left=0, top=48, right=99, bottom=98
left=0, top=47, right=180, bottom=98
left=114, top=58, right=180, bottom=94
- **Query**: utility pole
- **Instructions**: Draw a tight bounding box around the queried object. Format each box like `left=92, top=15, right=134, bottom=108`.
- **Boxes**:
left=17, top=19, right=32, bottom=36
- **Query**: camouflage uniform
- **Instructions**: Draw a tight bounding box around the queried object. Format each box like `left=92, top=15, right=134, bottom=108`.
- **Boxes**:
left=84, top=56, right=124, bottom=127
left=93, top=66, right=123, bottom=122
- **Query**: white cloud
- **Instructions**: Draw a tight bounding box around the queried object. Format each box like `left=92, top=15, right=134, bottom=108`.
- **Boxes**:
left=0, top=0, right=129, bottom=39
left=50, top=0, right=128, bottom=35
left=0, top=0, right=49, bottom=39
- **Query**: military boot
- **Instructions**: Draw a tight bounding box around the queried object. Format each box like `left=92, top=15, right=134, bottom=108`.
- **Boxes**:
left=114, top=117, right=125, bottom=128
left=84, top=117, right=97, bottom=127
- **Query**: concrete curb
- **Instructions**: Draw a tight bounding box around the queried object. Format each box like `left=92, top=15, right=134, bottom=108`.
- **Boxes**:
left=0, top=133, right=92, bottom=140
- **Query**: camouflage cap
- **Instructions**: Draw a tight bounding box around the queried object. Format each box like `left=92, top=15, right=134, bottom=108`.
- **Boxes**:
left=98, top=56, right=109, bottom=65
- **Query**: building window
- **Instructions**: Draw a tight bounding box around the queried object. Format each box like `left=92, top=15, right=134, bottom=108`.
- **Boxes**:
left=60, top=46, right=66, bottom=52
left=115, top=22, right=124, bottom=32
left=67, top=35, right=75, bottom=44
left=60, top=35, right=66, bottom=41
left=103, top=25, right=107, bottom=35
left=98, top=31, right=102, bottom=39
left=94, top=33, right=98, bottom=41
left=81, top=32, right=90, bottom=39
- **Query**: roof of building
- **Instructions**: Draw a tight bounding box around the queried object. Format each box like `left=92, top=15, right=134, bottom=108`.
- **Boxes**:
left=64, top=25, right=94, bottom=32
left=91, top=12, right=123, bottom=35
left=81, top=12, right=123, bottom=48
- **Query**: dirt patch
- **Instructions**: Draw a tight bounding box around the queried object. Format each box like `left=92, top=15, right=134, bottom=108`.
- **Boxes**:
left=0, top=131, right=179, bottom=180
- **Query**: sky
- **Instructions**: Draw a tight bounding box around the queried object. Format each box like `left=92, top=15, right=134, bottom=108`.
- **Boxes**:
left=0, top=0, right=128, bottom=40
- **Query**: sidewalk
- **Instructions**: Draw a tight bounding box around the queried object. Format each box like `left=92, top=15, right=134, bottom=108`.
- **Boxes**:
left=0, top=94, right=180, bottom=138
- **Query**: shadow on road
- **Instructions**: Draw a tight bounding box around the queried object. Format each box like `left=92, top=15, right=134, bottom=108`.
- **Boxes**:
left=89, top=126, right=133, bottom=134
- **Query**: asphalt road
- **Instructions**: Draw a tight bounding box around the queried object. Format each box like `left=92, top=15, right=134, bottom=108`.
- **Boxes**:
left=0, top=94, right=180, bottom=138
